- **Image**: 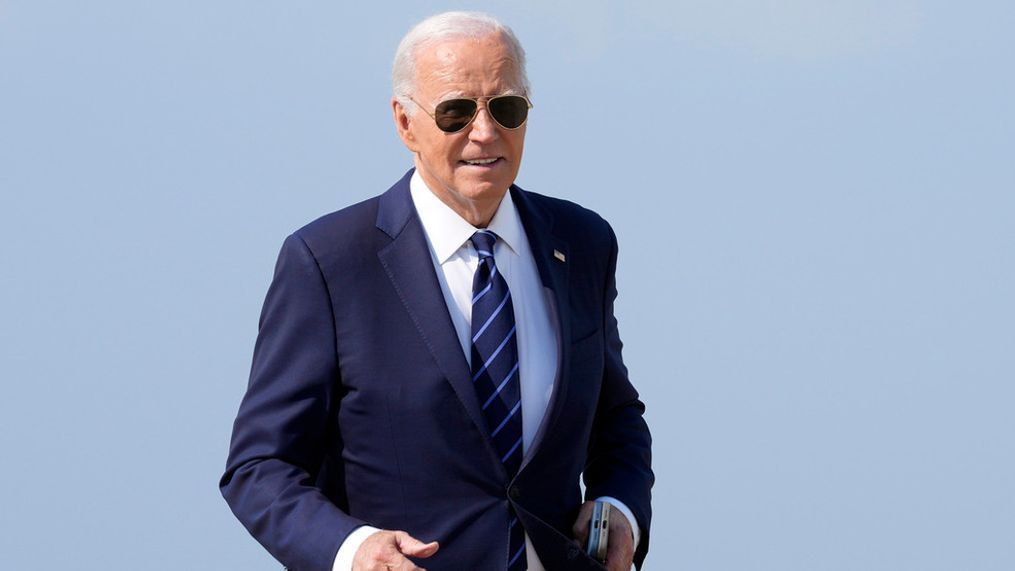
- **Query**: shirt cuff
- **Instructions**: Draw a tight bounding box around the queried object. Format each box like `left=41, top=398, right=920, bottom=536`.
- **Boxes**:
left=594, top=496, right=640, bottom=550
left=332, top=525, right=382, bottom=571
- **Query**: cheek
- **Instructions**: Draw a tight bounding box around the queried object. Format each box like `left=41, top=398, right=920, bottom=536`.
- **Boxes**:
left=438, top=140, right=466, bottom=166
left=507, top=131, right=526, bottom=154
left=417, top=140, right=446, bottom=165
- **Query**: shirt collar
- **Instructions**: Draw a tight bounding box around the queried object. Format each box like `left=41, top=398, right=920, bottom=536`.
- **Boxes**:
left=409, top=170, right=523, bottom=264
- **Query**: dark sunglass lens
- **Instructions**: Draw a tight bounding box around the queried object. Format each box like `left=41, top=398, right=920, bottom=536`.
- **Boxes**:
left=489, top=96, right=529, bottom=129
left=434, top=99, right=478, bottom=132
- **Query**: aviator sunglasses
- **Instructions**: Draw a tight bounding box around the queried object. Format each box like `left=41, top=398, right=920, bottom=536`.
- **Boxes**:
left=410, top=94, right=533, bottom=133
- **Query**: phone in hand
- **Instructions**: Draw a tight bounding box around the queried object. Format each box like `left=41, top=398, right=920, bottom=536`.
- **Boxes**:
left=585, top=500, right=611, bottom=563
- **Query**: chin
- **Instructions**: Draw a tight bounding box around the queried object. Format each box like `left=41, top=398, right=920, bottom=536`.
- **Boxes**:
left=460, top=181, right=511, bottom=202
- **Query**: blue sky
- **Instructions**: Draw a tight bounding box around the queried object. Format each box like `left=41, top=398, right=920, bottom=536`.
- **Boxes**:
left=1, top=1, right=1012, bottom=569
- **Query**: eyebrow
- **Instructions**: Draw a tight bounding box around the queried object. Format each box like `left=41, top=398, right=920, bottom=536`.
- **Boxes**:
left=437, top=87, right=524, bottom=101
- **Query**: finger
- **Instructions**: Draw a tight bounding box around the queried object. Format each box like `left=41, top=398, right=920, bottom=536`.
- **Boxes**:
left=604, top=521, right=634, bottom=571
left=571, top=501, right=595, bottom=544
left=386, top=552, right=425, bottom=571
left=393, top=530, right=440, bottom=558
left=605, top=543, right=634, bottom=571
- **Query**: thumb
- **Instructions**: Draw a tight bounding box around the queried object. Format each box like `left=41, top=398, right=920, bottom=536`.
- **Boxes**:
left=394, top=531, right=440, bottom=558
left=572, top=501, right=595, bottom=545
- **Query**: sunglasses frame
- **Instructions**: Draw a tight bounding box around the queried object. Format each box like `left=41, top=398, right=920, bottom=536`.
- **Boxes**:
left=409, top=94, right=533, bottom=133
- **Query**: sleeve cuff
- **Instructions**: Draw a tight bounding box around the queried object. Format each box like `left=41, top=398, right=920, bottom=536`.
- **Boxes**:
left=332, top=525, right=382, bottom=571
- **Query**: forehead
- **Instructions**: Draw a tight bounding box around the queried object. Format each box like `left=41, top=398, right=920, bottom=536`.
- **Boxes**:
left=414, top=34, right=522, bottom=99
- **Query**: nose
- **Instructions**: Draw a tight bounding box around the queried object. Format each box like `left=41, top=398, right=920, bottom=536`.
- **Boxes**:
left=467, top=102, right=499, bottom=143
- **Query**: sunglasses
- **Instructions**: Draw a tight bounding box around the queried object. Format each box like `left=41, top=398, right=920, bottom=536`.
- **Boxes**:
left=410, top=94, right=533, bottom=133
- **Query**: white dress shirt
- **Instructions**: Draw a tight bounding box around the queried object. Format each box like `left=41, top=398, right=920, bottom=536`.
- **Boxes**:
left=333, top=172, right=638, bottom=570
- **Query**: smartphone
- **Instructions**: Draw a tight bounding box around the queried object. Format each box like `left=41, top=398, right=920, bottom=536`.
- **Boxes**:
left=585, top=500, right=611, bottom=563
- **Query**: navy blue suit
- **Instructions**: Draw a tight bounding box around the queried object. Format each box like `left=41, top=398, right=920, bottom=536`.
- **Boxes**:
left=221, top=170, right=653, bottom=570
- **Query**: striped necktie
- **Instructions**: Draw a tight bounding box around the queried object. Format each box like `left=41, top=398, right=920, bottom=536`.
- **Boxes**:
left=469, top=230, right=527, bottom=570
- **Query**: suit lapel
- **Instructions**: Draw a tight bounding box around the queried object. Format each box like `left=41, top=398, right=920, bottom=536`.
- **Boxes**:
left=375, top=171, right=505, bottom=476
left=510, top=186, right=573, bottom=473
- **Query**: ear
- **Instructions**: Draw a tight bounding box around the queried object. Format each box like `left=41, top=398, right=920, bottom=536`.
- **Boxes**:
left=392, top=97, right=419, bottom=152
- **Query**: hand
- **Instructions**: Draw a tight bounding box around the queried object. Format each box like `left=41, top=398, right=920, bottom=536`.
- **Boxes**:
left=572, top=501, right=635, bottom=571
left=352, top=530, right=439, bottom=571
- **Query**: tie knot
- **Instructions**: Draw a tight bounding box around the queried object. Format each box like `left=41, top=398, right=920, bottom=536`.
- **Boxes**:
left=470, top=231, right=498, bottom=260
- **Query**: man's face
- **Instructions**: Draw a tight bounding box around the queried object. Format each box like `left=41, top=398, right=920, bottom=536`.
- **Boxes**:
left=393, top=33, right=527, bottom=222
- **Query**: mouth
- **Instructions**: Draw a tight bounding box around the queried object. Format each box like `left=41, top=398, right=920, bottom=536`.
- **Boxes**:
left=458, top=157, right=504, bottom=168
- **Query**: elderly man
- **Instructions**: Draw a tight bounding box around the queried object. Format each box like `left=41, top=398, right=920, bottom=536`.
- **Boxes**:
left=221, top=11, right=653, bottom=571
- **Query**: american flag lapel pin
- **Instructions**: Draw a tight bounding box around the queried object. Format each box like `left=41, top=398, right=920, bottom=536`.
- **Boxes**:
left=553, top=249, right=566, bottom=262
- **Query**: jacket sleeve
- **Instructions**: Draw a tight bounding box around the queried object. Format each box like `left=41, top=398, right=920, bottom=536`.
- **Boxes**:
left=582, top=222, right=654, bottom=569
left=220, top=233, right=364, bottom=571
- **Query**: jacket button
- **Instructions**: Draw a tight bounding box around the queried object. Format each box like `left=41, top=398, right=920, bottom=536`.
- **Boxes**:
left=508, top=485, right=521, bottom=500
left=567, top=546, right=580, bottom=560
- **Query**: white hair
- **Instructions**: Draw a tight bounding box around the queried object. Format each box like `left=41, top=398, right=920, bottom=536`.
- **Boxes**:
left=392, top=11, right=530, bottom=114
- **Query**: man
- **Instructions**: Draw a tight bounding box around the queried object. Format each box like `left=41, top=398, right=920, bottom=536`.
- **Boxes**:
left=221, top=11, right=653, bottom=571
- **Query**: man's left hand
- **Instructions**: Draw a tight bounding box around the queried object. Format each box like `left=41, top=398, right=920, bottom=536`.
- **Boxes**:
left=571, top=500, right=635, bottom=571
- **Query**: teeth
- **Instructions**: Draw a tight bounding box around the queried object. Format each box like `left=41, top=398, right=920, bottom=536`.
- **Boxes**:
left=464, top=158, right=498, bottom=165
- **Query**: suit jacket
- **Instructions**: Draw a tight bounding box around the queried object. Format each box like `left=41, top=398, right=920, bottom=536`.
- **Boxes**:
left=220, top=170, right=653, bottom=570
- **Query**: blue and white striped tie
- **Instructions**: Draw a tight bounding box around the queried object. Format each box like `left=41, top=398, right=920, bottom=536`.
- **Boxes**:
left=469, top=230, right=527, bottom=570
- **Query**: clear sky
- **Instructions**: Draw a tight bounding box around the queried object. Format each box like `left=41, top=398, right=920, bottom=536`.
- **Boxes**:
left=1, top=1, right=1012, bottom=569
